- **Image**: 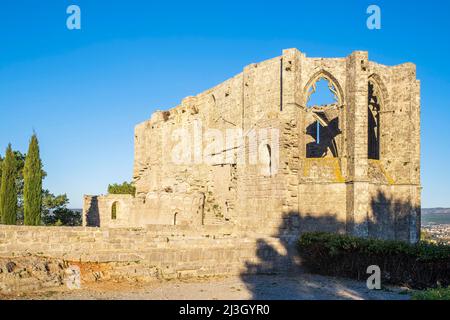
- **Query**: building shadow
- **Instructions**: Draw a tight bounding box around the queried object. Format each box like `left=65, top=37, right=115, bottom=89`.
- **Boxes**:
left=369, top=191, right=420, bottom=242
left=239, top=191, right=418, bottom=299
left=85, top=196, right=100, bottom=227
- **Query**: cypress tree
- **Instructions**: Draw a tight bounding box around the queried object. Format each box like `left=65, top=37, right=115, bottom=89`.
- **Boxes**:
left=0, top=144, right=17, bottom=225
left=23, top=134, right=43, bottom=225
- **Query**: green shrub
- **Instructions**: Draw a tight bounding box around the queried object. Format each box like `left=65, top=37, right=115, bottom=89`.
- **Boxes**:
left=43, top=208, right=81, bottom=226
left=297, top=232, right=450, bottom=289
left=412, top=287, right=450, bottom=300
left=108, top=181, right=136, bottom=196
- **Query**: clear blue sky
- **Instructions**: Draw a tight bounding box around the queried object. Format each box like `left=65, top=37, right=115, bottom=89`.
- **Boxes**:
left=1, top=0, right=449, bottom=208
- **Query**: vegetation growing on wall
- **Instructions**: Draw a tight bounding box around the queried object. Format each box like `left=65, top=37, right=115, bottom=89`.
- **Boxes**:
left=108, top=181, right=136, bottom=196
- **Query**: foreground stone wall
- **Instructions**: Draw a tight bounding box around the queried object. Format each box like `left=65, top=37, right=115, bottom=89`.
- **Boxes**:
left=0, top=224, right=299, bottom=293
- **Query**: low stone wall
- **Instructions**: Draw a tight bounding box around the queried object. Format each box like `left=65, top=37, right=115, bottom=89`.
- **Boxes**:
left=0, top=225, right=300, bottom=294
left=83, top=193, right=206, bottom=228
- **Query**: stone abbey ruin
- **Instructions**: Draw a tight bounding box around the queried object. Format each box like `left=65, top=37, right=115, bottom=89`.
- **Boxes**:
left=84, top=48, right=421, bottom=243
left=0, top=49, right=421, bottom=292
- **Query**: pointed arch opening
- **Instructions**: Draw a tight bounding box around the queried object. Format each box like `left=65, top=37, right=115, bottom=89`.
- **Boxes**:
left=368, top=76, right=385, bottom=160
left=304, top=71, right=343, bottom=158
left=306, top=78, right=339, bottom=108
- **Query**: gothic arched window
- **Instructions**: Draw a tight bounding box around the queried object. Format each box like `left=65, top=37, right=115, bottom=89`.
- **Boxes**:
left=368, top=80, right=382, bottom=160
left=305, top=72, right=343, bottom=158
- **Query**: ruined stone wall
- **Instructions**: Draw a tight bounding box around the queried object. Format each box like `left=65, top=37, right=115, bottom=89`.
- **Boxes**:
left=282, top=52, right=348, bottom=234
left=88, top=48, right=421, bottom=242
left=364, top=61, right=421, bottom=242
left=279, top=49, right=420, bottom=241
left=83, top=193, right=205, bottom=228
left=1, top=49, right=422, bottom=294
left=131, top=57, right=287, bottom=231
left=83, top=194, right=134, bottom=228
left=237, top=57, right=285, bottom=231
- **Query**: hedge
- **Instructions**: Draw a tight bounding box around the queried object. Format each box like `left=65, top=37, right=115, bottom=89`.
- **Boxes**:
left=297, top=232, right=450, bottom=289
left=412, top=287, right=450, bottom=300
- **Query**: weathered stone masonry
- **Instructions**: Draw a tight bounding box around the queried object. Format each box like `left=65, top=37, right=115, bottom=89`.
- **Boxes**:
left=84, top=48, right=421, bottom=243
left=0, top=49, right=421, bottom=293
left=0, top=225, right=297, bottom=293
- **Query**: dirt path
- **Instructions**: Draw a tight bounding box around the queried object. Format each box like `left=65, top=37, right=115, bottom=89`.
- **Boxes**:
left=3, top=273, right=411, bottom=300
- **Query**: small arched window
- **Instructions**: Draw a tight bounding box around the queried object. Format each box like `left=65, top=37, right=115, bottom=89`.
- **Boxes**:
left=259, top=144, right=272, bottom=176
left=111, top=202, right=118, bottom=220
left=173, top=212, right=178, bottom=225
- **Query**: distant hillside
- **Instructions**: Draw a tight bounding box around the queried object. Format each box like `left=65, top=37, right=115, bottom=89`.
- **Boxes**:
left=422, top=208, right=450, bottom=215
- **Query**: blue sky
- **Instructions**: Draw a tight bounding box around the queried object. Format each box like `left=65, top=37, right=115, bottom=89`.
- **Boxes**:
left=0, top=0, right=449, bottom=208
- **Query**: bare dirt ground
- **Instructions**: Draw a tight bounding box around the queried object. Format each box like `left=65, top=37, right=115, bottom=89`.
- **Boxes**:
left=2, top=273, right=411, bottom=300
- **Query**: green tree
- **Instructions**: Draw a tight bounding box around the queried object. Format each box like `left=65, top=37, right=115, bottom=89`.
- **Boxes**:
left=41, top=190, right=81, bottom=226
left=0, top=144, right=18, bottom=224
left=0, top=149, right=47, bottom=224
left=23, top=134, right=43, bottom=225
left=0, top=154, right=2, bottom=182
left=108, top=181, right=136, bottom=195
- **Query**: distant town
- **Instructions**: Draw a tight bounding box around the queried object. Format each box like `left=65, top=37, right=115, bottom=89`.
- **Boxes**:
left=422, top=208, right=450, bottom=215
left=421, top=208, right=450, bottom=244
